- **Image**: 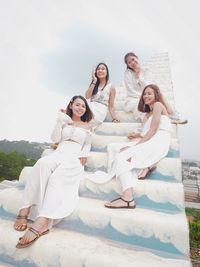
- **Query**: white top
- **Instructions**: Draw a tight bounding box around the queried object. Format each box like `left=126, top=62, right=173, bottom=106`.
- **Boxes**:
left=141, top=114, right=173, bottom=136
left=90, top=83, right=112, bottom=106
left=124, top=68, right=152, bottom=98
left=51, top=112, right=92, bottom=157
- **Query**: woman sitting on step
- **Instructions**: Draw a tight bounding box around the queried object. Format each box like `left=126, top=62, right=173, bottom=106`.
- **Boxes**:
left=88, top=84, right=172, bottom=209
left=123, top=52, right=187, bottom=124
left=85, top=62, right=120, bottom=128
left=14, top=95, right=93, bottom=248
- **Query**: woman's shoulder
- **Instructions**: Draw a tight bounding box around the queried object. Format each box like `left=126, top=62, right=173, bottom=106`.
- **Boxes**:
left=124, top=68, right=133, bottom=75
left=154, top=101, right=164, bottom=109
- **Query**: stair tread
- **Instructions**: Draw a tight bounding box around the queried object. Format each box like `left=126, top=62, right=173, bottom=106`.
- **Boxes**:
left=0, top=219, right=190, bottom=267
left=0, top=187, right=189, bottom=255
left=82, top=171, right=184, bottom=206
left=16, top=166, right=184, bottom=209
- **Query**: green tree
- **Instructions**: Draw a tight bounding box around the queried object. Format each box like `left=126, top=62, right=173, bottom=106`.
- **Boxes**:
left=0, top=151, right=36, bottom=181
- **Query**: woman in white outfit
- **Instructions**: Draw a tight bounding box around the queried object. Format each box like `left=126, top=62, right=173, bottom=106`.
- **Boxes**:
left=85, top=63, right=119, bottom=127
left=123, top=52, right=187, bottom=124
left=14, top=95, right=93, bottom=248
left=124, top=52, right=172, bottom=117
left=88, top=84, right=172, bottom=209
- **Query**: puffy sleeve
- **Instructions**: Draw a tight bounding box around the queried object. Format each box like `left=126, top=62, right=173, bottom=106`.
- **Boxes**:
left=51, top=112, right=72, bottom=143
left=124, top=69, right=135, bottom=97
left=79, top=131, right=93, bottom=158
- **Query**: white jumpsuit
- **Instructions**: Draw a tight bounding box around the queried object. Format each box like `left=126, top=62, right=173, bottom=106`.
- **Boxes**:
left=19, top=112, right=92, bottom=223
left=88, top=115, right=172, bottom=191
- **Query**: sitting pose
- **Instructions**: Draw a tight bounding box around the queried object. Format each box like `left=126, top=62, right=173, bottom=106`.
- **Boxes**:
left=88, top=84, right=172, bottom=209
left=123, top=52, right=187, bottom=124
left=14, top=95, right=93, bottom=248
left=85, top=62, right=119, bottom=128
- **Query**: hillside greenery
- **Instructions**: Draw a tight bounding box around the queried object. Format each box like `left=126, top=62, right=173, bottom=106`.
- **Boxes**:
left=0, top=151, right=36, bottom=181
left=0, top=139, right=50, bottom=160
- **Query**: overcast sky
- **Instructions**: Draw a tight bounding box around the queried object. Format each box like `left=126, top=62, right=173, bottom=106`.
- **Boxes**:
left=0, top=0, right=199, bottom=160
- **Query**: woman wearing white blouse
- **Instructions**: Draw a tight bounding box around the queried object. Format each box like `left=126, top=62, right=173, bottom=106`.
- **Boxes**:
left=14, top=95, right=93, bottom=248
left=85, top=63, right=119, bottom=127
left=124, top=52, right=187, bottom=124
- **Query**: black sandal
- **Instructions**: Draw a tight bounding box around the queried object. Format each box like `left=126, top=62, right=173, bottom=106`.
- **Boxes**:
left=105, top=197, right=136, bottom=209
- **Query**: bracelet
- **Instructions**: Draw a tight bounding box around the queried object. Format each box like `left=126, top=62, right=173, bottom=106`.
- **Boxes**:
left=91, top=82, right=96, bottom=85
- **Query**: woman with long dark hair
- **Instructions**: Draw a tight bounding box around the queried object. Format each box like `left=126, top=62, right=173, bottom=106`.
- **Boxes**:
left=85, top=63, right=119, bottom=127
left=14, top=95, right=93, bottom=248
left=88, top=85, right=172, bottom=208
left=123, top=52, right=187, bottom=124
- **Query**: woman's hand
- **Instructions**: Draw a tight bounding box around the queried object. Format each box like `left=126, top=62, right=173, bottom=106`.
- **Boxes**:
left=60, top=108, right=66, bottom=113
left=134, top=64, right=141, bottom=78
left=51, top=143, right=58, bottom=150
left=120, top=146, right=130, bottom=152
left=79, top=157, right=87, bottom=166
left=92, top=69, right=97, bottom=83
left=112, top=118, right=120, bottom=123
left=127, top=132, right=140, bottom=140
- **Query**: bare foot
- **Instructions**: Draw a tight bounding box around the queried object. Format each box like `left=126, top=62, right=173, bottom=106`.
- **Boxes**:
left=138, top=166, right=156, bottom=180
left=14, top=207, right=30, bottom=231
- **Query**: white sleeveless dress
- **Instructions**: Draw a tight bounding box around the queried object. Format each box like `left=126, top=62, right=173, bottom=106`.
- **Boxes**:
left=87, top=115, right=172, bottom=185
left=19, top=112, right=92, bottom=224
left=89, top=83, right=112, bottom=126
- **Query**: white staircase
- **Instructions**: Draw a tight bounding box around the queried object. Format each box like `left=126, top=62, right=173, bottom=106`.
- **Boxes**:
left=0, top=53, right=191, bottom=266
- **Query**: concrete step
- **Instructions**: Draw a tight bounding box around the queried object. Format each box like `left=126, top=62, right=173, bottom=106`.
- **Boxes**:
left=0, top=219, right=191, bottom=267
left=95, top=122, right=177, bottom=138
left=91, top=135, right=179, bottom=157
left=105, top=110, right=139, bottom=122
left=15, top=166, right=184, bottom=213
left=86, top=153, right=182, bottom=182
left=0, top=190, right=189, bottom=256
left=80, top=172, right=184, bottom=212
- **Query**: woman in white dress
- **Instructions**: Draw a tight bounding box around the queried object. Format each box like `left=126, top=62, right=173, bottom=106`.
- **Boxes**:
left=14, top=95, right=93, bottom=248
left=123, top=52, right=187, bottom=124
left=88, top=84, right=172, bottom=209
left=85, top=63, right=119, bottom=127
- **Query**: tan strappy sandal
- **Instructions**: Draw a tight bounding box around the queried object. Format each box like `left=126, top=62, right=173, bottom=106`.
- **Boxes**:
left=16, top=227, right=49, bottom=248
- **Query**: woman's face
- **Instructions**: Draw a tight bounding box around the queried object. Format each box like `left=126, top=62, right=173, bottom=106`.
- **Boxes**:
left=126, top=55, right=139, bottom=71
left=71, top=98, right=86, bottom=118
left=143, top=87, right=156, bottom=106
left=96, top=64, right=107, bottom=79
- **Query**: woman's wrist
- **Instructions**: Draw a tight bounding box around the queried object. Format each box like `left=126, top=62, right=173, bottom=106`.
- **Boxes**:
left=112, top=118, right=120, bottom=122
left=91, top=79, right=97, bottom=85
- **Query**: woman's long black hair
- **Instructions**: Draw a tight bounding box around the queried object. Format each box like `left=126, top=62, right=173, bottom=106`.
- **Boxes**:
left=91, top=63, right=109, bottom=96
left=66, top=95, right=93, bottom=122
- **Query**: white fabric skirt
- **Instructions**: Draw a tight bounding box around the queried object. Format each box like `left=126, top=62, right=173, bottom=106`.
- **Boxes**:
left=88, top=130, right=171, bottom=184
left=20, top=141, right=84, bottom=223
left=89, top=101, right=108, bottom=125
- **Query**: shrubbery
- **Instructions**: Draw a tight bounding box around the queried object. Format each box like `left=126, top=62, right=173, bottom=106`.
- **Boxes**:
left=0, top=151, right=36, bottom=181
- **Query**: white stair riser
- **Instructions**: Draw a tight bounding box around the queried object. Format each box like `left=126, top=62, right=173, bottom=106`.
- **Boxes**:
left=86, top=154, right=182, bottom=182
left=95, top=123, right=177, bottom=138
